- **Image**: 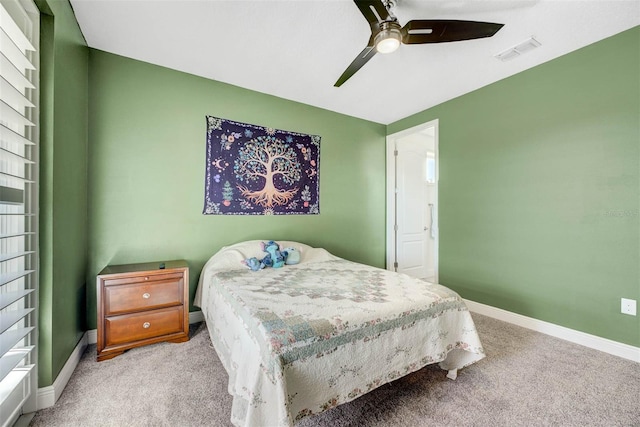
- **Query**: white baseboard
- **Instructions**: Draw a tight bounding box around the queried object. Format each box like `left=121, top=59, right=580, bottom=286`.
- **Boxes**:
left=86, top=329, right=97, bottom=345
left=464, top=299, right=640, bottom=363
left=39, top=311, right=206, bottom=409
left=37, top=332, right=89, bottom=410
left=189, top=310, right=204, bottom=324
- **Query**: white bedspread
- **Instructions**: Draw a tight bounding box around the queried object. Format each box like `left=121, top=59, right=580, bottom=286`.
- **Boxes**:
left=195, top=241, right=485, bottom=426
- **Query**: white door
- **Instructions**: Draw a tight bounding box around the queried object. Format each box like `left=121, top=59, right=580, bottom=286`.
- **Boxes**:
left=396, top=137, right=429, bottom=278
left=386, top=121, right=438, bottom=282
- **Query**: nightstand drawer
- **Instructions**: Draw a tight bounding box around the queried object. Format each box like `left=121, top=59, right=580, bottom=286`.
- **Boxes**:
left=104, top=277, right=184, bottom=315
left=102, top=271, right=183, bottom=287
left=105, top=306, right=185, bottom=346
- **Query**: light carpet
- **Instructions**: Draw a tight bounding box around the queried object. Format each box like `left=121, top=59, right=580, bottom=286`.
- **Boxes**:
left=30, top=314, right=640, bottom=426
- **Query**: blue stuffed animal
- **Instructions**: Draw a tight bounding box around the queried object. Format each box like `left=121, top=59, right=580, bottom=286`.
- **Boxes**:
left=282, top=247, right=300, bottom=265
left=242, top=257, right=264, bottom=271
left=243, top=241, right=290, bottom=271
left=262, top=240, right=285, bottom=268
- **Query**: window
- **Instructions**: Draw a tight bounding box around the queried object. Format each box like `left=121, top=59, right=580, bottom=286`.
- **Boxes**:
left=426, top=153, right=435, bottom=184
left=0, top=0, right=39, bottom=424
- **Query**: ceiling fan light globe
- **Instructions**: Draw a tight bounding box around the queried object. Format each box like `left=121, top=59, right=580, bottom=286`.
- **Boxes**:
left=375, top=25, right=402, bottom=54
left=376, top=36, right=400, bottom=53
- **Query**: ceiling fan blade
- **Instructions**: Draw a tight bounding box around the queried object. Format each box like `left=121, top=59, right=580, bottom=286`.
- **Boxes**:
left=355, top=0, right=392, bottom=29
left=401, top=20, right=503, bottom=44
left=334, top=41, right=377, bottom=87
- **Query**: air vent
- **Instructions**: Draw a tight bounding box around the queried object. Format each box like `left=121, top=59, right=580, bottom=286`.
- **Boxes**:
left=495, top=37, right=541, bottom=62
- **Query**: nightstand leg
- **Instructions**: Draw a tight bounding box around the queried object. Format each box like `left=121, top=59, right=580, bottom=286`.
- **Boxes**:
left=97, top=351, right=125, bottom=362
left=167, top=336, right=189, bottom=344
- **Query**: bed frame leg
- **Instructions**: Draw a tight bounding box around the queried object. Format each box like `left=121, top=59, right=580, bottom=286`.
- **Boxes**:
left=446, top=369, right=458, bottom=380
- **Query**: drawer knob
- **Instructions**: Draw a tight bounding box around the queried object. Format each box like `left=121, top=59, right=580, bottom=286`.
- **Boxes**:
left=142, top=293, right=151, bottom=299
left=143, top=322, right=151, bottom=329
left=144, top=277, right=149, bottom=281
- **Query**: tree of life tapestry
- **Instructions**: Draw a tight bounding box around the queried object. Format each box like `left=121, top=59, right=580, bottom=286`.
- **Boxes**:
left=203, top=116, right=320, bottom=215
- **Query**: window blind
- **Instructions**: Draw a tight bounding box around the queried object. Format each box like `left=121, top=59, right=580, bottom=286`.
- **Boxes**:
left=0, top=0, right=38, bottom=425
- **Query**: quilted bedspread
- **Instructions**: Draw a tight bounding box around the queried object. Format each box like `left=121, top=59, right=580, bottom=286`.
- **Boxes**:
left=195, top=241, right=485, bottom=427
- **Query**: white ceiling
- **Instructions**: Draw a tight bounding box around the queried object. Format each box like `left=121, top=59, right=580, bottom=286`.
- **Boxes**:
left=70, top=0, right=639, bottom=125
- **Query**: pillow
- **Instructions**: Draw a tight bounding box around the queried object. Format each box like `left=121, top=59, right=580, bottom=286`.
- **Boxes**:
left=194, top=240, right=340, bottom=307
left=207, top=240, right=338, bottom=272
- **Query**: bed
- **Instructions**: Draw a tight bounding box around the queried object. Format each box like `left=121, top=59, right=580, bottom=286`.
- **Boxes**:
left=194, top=241, right=485, bottom=426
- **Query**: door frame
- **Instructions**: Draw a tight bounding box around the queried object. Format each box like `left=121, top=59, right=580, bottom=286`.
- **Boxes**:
left=386, top=119, right=439, bottom=282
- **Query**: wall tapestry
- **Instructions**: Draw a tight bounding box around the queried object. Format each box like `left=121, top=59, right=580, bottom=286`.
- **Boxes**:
left=203, top=116, right=320, bottom=215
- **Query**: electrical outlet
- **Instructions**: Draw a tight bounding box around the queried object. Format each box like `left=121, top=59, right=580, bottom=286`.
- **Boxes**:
left=621, top=298, right=637, bottom=316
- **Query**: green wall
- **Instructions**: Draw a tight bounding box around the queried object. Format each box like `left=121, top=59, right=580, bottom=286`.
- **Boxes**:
left=87, top=50, right=387, bottom=329
left=388, top=27, right=640, bottom=347
left=37, top=0, right=89, bottom=386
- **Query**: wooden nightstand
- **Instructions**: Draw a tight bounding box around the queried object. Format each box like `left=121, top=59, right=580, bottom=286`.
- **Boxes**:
left=96, top=260, right=189, bottom=361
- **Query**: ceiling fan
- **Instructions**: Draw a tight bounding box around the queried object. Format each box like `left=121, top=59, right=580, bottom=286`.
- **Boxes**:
left=335, top=0, right=504, bottom=87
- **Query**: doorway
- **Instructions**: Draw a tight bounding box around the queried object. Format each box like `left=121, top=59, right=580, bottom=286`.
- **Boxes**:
left=386, top=120, right=438, bottom=283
